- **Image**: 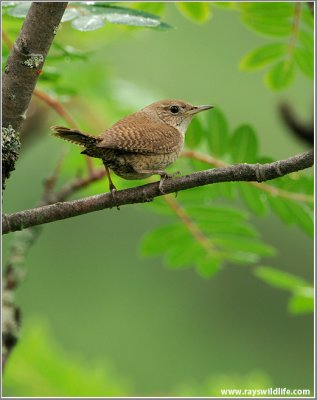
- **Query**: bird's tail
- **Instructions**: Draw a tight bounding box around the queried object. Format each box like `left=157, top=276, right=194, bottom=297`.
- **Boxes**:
left=51, top=126, right=101, bottom=147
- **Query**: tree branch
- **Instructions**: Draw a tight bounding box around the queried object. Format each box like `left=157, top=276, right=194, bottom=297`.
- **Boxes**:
left=2, top=2, right=67, bottom=188
left=182, top=150, right=314, bottom=203
left=2, top=149, right=313, bottom=234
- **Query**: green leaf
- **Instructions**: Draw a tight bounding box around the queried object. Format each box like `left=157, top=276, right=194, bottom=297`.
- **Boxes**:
left=2, top=321, right=129, bottom=397
left=105, top=13, right=160, bottom=28
left=178, top=185, right=222, bottom=204
left=294, top=47, right=314, bottom=79
left=83, top=4, right=172, bottom=29
left=215, top=182, right=237, bottom=201
left=206, top=108, right=229, bottom=157
left=187, top=205, right=248, bottom=224
left=238, top=3, right=294, bottom=37
left=230, top=124, right=259, bottom=163
left=51, top=43, right=89, bottom=61
left=72, top=15, right=105, bottom=31
left=226, top=251, right=260, bottom=265
left=268, top=196, right=293, bottom=224
left=165, top=241, right=203, bottom=269
left=215, top=237, right=276, bottom=257
left=213, top=2, right=235, bottom=9
left=176, top=2, right=211, bottom=23
left=240, top=43, right=286, bottom=71
left=239, top=184, right=267, bottom=216
left=238, top=2, right=295, bottom=18
left=288, top=289, right=314, bottom=315
left=298, top=30, right=314, bottom=52
left=286, top=201, right=314, bottom=237
left=302, top=8, right=314, bottom=30
left=38, top=67, right=60, bottom=83
left=140, top=224, right=187, bottom=256
left=132, top=2, right=165, bottom=15
left=254, top=266, right=310, bottom=291
left=268, top=191, right=314, bottom=236
left=256, top=156, right=275, bottom=164
left=255, top=266, right=314, bottom=315
left=196, top=256, right=222, bottom=278
left=185, top=118, right=205, bottom=149
left=241, top=15, right=292, bottom=37
left=289, top=174, right=314, bottom=197
left=265, top=60, right=294, bottom=90
left=199, top=220, right=258, bottom=238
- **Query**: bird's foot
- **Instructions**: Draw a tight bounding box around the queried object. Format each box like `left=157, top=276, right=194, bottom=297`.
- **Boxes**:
left=109, top=183, right=120, bottom=210
left=158, top=170, right=181, bottom=194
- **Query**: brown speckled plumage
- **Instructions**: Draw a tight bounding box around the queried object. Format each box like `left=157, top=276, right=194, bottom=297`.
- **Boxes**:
left=51, top=99, right=213, bottom=190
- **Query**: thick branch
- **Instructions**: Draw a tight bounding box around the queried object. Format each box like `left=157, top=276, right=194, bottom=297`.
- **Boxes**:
left=2, top=149, right=313, bottom=234
left=2, top=2, right=67, bottom=188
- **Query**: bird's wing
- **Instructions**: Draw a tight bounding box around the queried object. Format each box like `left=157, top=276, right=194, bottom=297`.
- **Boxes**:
left=97, top=114, right=183, bottom=154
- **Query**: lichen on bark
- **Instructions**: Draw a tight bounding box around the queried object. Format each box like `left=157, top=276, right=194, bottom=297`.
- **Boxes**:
left=2, top=125, right=21, bottom=189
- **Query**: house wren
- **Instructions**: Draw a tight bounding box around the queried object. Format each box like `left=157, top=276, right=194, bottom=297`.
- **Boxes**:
left=51, top=99, right=213, bottom=192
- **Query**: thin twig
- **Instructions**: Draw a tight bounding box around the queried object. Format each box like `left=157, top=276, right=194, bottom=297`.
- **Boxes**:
left=2, top=31, right=12, bottom=49
left=52, top=168, right=106, bottom=202
left=32, top=90, right=94, bottom=174
left=33, top=89, right=79, bottom=129
left=2, top=149, right=313, bottom=234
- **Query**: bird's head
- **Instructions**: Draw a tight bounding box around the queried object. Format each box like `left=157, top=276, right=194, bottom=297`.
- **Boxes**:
left=142, top=99, right=213, bottom=134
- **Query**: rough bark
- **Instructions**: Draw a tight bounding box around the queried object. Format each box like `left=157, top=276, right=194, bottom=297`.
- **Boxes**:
left=2, top=2, right=68, bottom=188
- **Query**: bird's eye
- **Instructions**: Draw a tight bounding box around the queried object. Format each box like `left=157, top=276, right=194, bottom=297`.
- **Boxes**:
left=170, top=105, right=179, bottom=114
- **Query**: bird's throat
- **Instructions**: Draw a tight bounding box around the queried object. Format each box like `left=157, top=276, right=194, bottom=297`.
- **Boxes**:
left=177, top=117, right=193, bottom=136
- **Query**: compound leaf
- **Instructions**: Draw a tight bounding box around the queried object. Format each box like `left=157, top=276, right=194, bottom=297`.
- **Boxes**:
left=240, top=43, right=286, bottom=71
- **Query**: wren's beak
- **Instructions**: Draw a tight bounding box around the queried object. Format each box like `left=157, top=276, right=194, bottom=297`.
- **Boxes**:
left=188, top=105, right=214, bottom=115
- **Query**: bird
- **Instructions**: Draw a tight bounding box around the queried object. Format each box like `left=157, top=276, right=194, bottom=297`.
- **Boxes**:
left=51, top=99, right=213, bottom=194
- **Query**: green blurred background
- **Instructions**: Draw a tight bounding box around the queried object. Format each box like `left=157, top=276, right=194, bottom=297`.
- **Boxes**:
left=2, top=2, right=313, bottom=397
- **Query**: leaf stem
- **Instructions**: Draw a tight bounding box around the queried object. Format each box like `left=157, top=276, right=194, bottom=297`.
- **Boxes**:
left=164, top=195, right=218, bottom=255
left=287, top=2, right=302, bottom=60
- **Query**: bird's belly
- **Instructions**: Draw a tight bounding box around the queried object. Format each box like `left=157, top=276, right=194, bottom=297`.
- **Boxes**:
left=108, top=152, right=179, bottom=180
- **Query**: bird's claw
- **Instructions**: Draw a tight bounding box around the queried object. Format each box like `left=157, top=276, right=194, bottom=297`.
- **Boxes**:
left=159, top=177, right=166, bottom=194
left=109, top=184, right=120, bottom=210
left=158, top=171, right=181, bottom=194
